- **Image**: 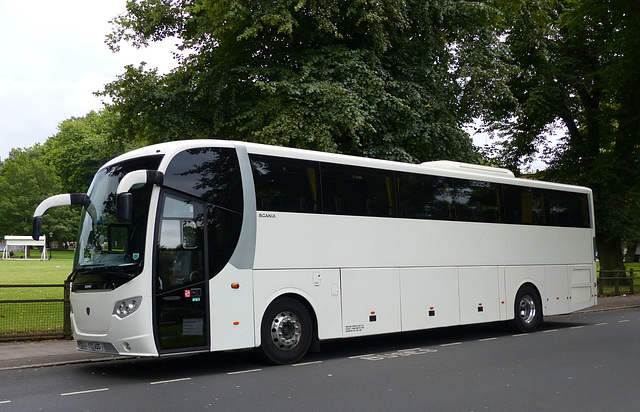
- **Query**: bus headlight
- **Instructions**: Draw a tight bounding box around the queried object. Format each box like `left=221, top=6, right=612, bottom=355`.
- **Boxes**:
left=113, top=297, right=142, bottom=319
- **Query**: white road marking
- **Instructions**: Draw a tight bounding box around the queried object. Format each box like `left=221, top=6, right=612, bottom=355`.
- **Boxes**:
left=543, top=329, right=558, bottom=333
left=440, top=342, right=462, bottom=347
left=595, top=323, right=608, bottom=326
left=227, top=369, right=262, bottom=375
left=150, top=377, right=192, bottom=385
left=570, top=326, right=585, bottom=329
left=292, top=361, right=323, bottom=367
left=479, top=337, right=498, bottom=342
left=0, top=400, right=11, bottom=404
left=61, top=388, right=109, bottom=396
left=618, top=320, right=630, bottom=323
left=349, top=348, right=437, bottom=361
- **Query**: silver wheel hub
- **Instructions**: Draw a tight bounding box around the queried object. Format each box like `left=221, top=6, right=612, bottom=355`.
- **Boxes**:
left=270, top=311, right=301, bottom=350
left=518, top=295, right=537, bottom=324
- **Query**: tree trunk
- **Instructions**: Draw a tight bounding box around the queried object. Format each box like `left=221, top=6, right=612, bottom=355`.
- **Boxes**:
left=625, top=242, right=639, bottom=263
left=596, top=232, right=625, bottom=274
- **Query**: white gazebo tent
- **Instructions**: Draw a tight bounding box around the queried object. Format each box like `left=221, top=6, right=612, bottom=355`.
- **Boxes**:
left=2, top=235, right=48, bottom=260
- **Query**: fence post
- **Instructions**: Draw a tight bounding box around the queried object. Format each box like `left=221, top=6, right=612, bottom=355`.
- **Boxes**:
left=63, top=279, right=72, bottom=340
left=630, top=268, right=635, bottom=295
left=598, top=273, right=603, bottom=296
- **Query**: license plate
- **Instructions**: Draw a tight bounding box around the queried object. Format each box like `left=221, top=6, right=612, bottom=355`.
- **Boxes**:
left=79, top=341, right=105, bottom=353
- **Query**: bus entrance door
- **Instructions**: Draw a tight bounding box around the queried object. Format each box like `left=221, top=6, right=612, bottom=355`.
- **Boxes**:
left=154, top=192, right=209, bottom=352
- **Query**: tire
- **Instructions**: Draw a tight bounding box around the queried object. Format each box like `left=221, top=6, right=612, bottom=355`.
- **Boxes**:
left=509, top=285, right=542, bottom=333
left=260, top=297, right=313, bottom=364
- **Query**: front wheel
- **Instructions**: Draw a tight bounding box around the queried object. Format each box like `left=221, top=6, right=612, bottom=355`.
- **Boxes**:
left=509, top=285, right=542, bottom=333
left=260, top=297, right=312, bottom=364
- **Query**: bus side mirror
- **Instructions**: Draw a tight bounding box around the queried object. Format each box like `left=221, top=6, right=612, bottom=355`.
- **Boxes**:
left=117, top=193, right=133, bottom=223
left=116, top=170, right=164, bottom=223
left=32, top=193, right=89, bottom=240
left=32, top=216, right=43, bottom=240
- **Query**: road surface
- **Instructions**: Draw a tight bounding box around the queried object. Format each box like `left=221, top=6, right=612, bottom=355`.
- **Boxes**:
left=1, top=308, right=639, bottom=411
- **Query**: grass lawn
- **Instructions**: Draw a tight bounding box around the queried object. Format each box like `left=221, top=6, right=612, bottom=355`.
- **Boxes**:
left=0, top=250, right=74, bottom=283
left=0, top=250, right=74, bottom=335
left=0, top=301, right=64, bottom=335
left=0, top=250, right=74, bottom=300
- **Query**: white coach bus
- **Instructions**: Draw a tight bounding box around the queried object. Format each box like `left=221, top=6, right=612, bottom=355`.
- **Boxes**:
left=33, top=140, right=596, bottom=364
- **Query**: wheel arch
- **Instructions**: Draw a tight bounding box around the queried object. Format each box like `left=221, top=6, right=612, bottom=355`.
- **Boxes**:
left=255, top=291, right=319, bottom=348
left=507, top=280, right=544, bottom=320
left=518, top=282, right=543, bottom=310
left=508, top=282, right=544, bottom=333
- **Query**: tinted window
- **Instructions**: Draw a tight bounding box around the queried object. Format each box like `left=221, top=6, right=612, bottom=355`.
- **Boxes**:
left=453, top=180, right=502, bottom=223
left=164, top=148, right=243, bottom=278
left=208, top=205, right=243, bottom=275
left=322, top=164, right=396, bottom=217
left=164, top=148, right=243, bottom=213
left=397, top=172, right=453, bottom=220
left=72, top=155, right=163, bottom=290
left=250, top=154, right=321, bottom=213
left=503, top=186, right=547, bottom=225
left=247, top=154, right=591, bottom=229
left=548, top=190, right=590, bottom=228
left=157, top=193, right=205, bottom=291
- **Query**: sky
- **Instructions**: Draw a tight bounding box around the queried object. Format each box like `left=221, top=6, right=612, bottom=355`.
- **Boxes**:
left=0, top=1, right=181, bottom=161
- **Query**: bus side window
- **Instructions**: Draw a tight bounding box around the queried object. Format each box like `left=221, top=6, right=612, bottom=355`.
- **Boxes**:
left=503, top=185, right=546, bottom=226
left=250, top=155, right=321, bottom=213
left=548, top=191, right=589, bottom=228
left=164, top=147, right=244, bottom=280
left=397, top=172, right=452, bottom=220
left=321, top=164, right=396, bottom=217
left=453, top=180, right=502, bottom=223
left=532, top=190, right=547, bottom=225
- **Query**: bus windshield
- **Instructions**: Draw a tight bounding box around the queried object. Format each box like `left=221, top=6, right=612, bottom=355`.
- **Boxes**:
left=72, top=155, right=163, bottom=290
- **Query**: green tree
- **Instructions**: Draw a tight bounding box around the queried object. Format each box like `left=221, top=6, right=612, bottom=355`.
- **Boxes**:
left=0, top=111, right=126, bottom=245
left=483, top=0, right=640, bottom=272
left=102, top=0, right=508, bottom=163
left=0, top=149, right=78, bottom=244
left=42, top=110, right=125, bottom=193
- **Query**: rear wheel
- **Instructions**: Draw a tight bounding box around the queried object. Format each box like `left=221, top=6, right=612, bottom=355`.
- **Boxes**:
left=509, top=285, right=542, bottom=333
left=260, top=297, right=312, bottom=364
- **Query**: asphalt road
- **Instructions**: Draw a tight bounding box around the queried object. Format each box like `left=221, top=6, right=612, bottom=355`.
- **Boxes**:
left=1, top=308, right=639, bottom=411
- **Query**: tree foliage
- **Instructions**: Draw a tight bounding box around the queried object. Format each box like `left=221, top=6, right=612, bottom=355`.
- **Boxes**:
left=484, top=0, right=640, bottom=270
left=0, top=111, right=125, bottom=244
left=42, top=111, right=124, bottom=193
left=102, top=0, right=509, bottom=163
left=0, top=149, right=78, bottom=243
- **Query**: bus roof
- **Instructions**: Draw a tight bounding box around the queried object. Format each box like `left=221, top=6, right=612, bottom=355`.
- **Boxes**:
left=101, top=139, right=591, bottom=194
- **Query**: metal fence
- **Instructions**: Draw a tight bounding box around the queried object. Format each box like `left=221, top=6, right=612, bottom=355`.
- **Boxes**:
left=0, top=282, right=71, bottom=341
